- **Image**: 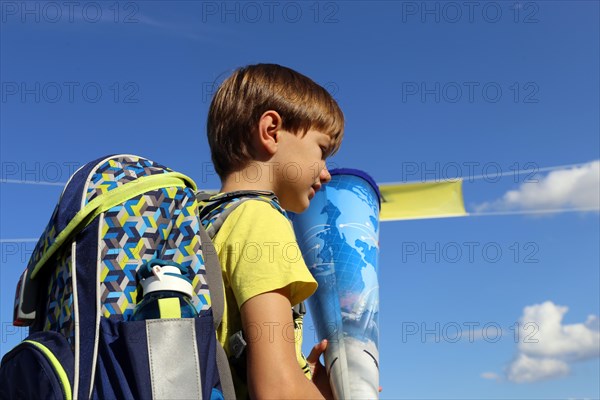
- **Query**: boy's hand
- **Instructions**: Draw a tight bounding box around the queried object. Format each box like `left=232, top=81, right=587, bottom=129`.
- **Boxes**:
left=307, top=341, right=382, bottom=398
left=307, top=339, right=333, bottom=400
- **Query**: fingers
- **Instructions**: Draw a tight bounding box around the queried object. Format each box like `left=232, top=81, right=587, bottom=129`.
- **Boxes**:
left=306, top=339, right=328, bottom=364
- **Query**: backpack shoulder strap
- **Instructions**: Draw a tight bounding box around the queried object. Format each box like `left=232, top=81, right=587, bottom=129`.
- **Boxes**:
left=198, top=226, right=224, bottom=329
left=196, top=190, right=306, bottom=374
left=197, top=190, right=286, bottom=238
left=197, top=225, right=236, bottom=400
left=196, top=189, right=285, bottom=327
left=197, top=189, right=284, bottom=325
left=196, top=191, right=283, bottom=400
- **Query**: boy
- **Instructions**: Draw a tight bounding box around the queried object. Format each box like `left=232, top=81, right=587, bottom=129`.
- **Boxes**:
left=205, top=64, right=344, bottom=399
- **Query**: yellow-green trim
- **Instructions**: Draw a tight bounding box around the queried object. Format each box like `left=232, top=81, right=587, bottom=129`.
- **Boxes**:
left=23, top=340, right=73, bottom=400
left=31, top=172, right=196, bottom=279
left=158, top=297, right=182, bottom=319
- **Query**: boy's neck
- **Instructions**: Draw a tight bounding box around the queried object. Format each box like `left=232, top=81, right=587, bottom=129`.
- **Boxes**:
left=219, top=162, right=277, bottom=194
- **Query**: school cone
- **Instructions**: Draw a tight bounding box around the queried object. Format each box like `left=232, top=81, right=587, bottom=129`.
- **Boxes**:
left=291, top=169, right=380, bottom=400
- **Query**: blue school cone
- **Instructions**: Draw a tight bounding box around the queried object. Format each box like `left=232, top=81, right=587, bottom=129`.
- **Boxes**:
left=291, top=169, right=380, bottom=400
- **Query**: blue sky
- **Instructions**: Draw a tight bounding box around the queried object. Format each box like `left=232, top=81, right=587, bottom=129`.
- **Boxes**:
left=1, top=1, right=599, bottom=399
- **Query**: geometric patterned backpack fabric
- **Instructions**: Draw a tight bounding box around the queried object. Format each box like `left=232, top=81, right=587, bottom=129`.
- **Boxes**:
left=45, top=246, right=74, bottom=346
left=43, top=155, right=210, bottom=338
left=100, top=187, right=209, bottom=321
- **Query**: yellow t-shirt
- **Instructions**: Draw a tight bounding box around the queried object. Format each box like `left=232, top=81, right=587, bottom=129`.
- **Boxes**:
left=211, top=200, right=317, bottom=397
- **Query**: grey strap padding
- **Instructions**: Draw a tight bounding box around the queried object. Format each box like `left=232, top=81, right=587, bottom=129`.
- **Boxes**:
left=198, top=225, right=224, bottom=328
left=198, top=224, right=237, bottom=400
left=204, top=197, right=264, bottom=238
left=146, top=319, right=202, bottom=400
left=196, top=191, right=216, bottom=202
left=214, top=339, right=237, bottom=400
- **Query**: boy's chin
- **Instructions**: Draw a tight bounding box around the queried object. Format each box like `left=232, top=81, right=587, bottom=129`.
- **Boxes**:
left=282, top=198, right=310, bottom=214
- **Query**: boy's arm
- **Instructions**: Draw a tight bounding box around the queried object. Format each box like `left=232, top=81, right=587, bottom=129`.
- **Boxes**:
left=241, top=287, right=325, bottom=399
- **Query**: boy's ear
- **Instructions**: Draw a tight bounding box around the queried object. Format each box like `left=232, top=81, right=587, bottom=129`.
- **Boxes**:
left=257, top=110, right=282, bottom=155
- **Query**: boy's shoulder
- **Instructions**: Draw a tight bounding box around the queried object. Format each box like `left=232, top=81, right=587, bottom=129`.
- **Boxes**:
left=225, top=198, right=289, bottom=229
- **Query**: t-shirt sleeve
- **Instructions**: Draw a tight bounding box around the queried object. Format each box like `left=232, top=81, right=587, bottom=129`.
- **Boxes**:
left=213, top=200, right=317, bottom=308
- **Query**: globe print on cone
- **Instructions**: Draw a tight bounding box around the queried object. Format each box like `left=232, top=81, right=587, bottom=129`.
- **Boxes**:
left=291, top=169, right=381, bottom=400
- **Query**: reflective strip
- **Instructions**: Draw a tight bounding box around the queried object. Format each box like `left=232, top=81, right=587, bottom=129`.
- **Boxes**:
left=23, top=340, right=72, bottom=400
left=89, top=219, right=103, bottom=400
left=146, top=319, right=202, bottom=399
left=158, top=298, right=181, bottom=319
left=70, top=242, right=80, bottom=399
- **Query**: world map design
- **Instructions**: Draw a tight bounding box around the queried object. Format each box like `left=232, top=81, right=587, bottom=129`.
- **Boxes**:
left=293, top=174, right=380, bottom=346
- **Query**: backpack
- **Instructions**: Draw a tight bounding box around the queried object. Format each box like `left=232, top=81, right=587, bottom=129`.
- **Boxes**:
left=0, top=154, right=236, bottom=400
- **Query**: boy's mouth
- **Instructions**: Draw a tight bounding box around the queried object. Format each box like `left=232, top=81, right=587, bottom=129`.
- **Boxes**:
left=309, top=182, right=322, bottom=200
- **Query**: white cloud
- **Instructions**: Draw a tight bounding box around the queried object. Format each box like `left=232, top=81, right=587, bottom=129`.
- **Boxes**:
left=517, top=302, right=600, bottom=361
left=506, top=354, right=569, bottom=383
left=475, top=160, right=600, bottom=213
left=503, top=301, right=600, bottom=383
left=480, top=372, right=500, bottom=381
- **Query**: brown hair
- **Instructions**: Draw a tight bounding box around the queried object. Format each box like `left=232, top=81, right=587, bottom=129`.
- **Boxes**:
left=207, top=64, right=344, bottom=179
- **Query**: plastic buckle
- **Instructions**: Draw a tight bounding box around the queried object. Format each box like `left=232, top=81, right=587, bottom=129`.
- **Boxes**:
left=13, top=268, right=37, bottom=326
left=229, top=330, right=247, bottom=360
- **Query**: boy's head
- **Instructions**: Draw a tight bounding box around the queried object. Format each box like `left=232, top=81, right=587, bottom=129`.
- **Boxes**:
left=207, top=64, right=344, bottom=181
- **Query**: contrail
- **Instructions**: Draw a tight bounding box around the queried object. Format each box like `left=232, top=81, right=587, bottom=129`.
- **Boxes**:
left=0, top=179, right=65, bottom=186
left=0, top=238, right=39, bottom=243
